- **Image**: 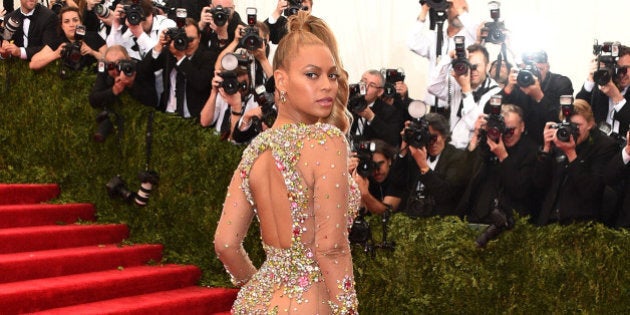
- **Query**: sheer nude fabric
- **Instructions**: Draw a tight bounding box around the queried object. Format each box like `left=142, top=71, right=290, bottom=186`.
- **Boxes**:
left=214, top=123, right=360, bottom=314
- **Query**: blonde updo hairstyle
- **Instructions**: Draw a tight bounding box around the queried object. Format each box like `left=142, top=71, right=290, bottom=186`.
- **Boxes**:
left=272, top=11, right=351, bottom=133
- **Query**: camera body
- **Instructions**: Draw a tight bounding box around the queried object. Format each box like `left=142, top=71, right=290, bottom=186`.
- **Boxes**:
left=354, top=141, right=377, bottom=178
left=475, top=199, right=514, bottom=248
left=103, top=59, right=138, bottom=77
left=0, top=16, right=22, bottom=42
left=516, top=63, right=541, bottom=88
left=451, top=36, right=470, bottom=76
left=284, top=0, right=308, bottom=16
left=253, top=85, right=278, bottom=128
left=240, top=8, right=262, bottom=51
left=593, top=40, right=621, bottom=86
left=553, top=96, right=579, bottom=143
left=61, top=25, right=86, bottom=71
left=52, top=0, right=67, bottom=15
left=381, top=68, right=405, bottom=98
left=420, top=0, right=450, bottom=11
left=403, top=117, right=431, bottom=149
left=219, top=51, right=251, bottom=95
left=219, top=71, right=248, bottom=95
left=481, top=1, right=506, bottom=45
left=348, top=82, right=368, bottom=114
left=484, top=95, right=506, bottom=143
left=124, top=0, right=146, bottom=26
left=165, top=8, right=189, bottom=51
left=209, top=5, right=230, bottom=27
left=93, top=110, right=114, bottom=142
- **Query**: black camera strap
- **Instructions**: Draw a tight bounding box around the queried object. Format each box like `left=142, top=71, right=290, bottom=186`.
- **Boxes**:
left=144, top=110, right=154, bottom=171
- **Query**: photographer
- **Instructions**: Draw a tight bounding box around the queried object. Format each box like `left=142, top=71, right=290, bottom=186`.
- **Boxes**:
left=200, top=66, right=258, bottom=141
left=459, top=103, right=539, bottom=224
left=394, top=113, right=468, bottom=217
left=89, top=44, right=157, bottom=108
left=264, top=0, right=312, bottom=44
left=576, top=45, right=630, bottom=138
left=349, top=69, right=405, bottom=148
left=604, top=131, right=630, bottom=228
left=29, top=6, right=106, bottom=71
left=146, top=17, right=215, bottom=118
left=106, top=0, right=175, bottom=60
left=427, top=43, right=501, bottom=149
left=0, top=1, right=60, bottom=61
left=198, top=0, right=242, bottom=56
left=351, top=139, right=404, bottom=215
left=534, top=99, right=618, bottom=226
left=501, top=50, right=574, bottom=146
left=407, top=0, right=480, bottom=117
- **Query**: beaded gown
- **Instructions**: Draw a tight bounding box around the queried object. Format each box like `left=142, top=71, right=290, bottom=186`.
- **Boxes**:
left=215, top=122, right=360, bottom=314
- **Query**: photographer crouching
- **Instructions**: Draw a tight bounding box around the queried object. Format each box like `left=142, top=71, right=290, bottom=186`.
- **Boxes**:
left=394, top=113, right=468, bottom=218
left=458, top=98, right=539, bottom=247
left=534, top=99, right=618, bottom=226
left=89, top=44, right=157, bottom=109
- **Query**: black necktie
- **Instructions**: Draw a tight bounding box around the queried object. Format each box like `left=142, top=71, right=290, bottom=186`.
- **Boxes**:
left=220, top=107, right=232, bottom=140
left=175, top=69, right=185, bottom=116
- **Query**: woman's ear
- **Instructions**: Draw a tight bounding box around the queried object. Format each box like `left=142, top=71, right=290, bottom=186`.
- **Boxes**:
left=274, top=68, right=287, bottom=92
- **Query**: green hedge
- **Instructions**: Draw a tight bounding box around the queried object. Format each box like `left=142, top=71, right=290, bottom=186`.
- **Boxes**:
left=2, top=61, right=630, bottom=313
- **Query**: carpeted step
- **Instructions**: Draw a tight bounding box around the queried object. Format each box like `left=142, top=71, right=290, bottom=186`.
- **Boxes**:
left=0, top=184, right=60, bottom=205
left=0, top=203, right=95, bottom=228
left=27, top=286, right=239, bottom=315
left=0, top=224, right=129, bottom=254
left=0, top=244, right=163, bottom=284
left=0, top=264, right=202, bottom=314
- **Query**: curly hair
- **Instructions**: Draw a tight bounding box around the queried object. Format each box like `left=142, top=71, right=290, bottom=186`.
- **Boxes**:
left=273, top=11, right=351, bottom=133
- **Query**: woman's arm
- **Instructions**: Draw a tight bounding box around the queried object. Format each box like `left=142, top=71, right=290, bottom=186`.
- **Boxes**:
left=29, top=44, right=63, bottom=70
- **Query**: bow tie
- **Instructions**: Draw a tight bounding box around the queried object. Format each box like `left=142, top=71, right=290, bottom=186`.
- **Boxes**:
left=428, top=155, right=437, bottom=162
left=21, top=13, right=32, bottom=20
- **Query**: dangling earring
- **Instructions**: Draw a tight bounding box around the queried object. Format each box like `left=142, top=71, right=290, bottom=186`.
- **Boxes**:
left=280, top=91, right=287, bottom=103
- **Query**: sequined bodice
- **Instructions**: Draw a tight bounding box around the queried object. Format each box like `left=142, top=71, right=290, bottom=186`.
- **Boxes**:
left=232, top=122, right=360, bottom=314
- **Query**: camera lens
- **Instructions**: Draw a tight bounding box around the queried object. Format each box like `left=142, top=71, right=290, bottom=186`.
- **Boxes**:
left=516, top=70, right=535, bottom=87
left=593, top=69, right=611, bottom=86
left=94, top=4, right=110, bottom=18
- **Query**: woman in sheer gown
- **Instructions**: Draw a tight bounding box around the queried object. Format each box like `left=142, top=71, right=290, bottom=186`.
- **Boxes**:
left=214, top=11, right=360, bottom=315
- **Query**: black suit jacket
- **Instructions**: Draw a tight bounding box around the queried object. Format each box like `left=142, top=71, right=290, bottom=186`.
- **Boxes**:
left=349, top=98, right=405, bottom=147
left=147, top=48, right=216, bottom=118
left=604, top=151, right=630, bottom=228
left=576, top=84, right=630, bottom=136
left=458, top=136, right=540, bottom=223
left=264, top=15, right=288, bottom=45
left=398, top=144, right=468, bottom=216
left=88, top=57, right=157, bottom=109
left=534, top=129, right=618, bottom=226
left=501, top=72, right=574, bottom=146
left=3, top=4, right=60, bottom=60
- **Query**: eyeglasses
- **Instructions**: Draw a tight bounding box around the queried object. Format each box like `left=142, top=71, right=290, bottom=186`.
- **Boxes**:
left=503, top=127, right=516, bottom=138
left=366, top=82, right=383, bottom=89
left=618, top=66, right=629, bottom=76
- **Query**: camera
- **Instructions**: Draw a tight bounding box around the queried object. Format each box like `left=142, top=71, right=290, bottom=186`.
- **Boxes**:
left=117, top=59, right=137, bottom=76
left=354, top=141, right=377, bottom=178
left=593, top=40, right=622, bottom=86
left=209, top=5, right=230, bottom=27
left=420, top=0, right=450, bottom=11
left=348, top=81, right=368, bottom=114
left=134, top=170, right=159, bottom=206
left=124, top=0, right=145, bottom=26
left=106, top=175, right=135, bottom=203
left=219, top=51, right=251, bottom=95
left=219, top=71, right=248, bottom=95
left=165, top=9, right=189, bottom=51
left=60, top=25, right=86, bottom=71
left=284, top=0, right=308, bottom=16
left=381, top=68, right=405, bottom=97
left=481, top=1, right=506, bottom=45
left=484, top=95, right=506, bottom=143
left=240, top=8, right=263, bottom=51
left=94, top=0, right=113, bottom=18
left=516, top=51, right=545, bottom=88
left=475, top=199, right=514, bottom=248
left=451, top=36, right=470, bottom=76
left=403, top=117, right=432, bottom=149
left=93, top=110, right=114, bottom=142
left=253, top=84, right=278, bottom=128
left=1, top=16, right=22, bottom=42
left=51, top=0, right=67, bottom=15
left=552, top=95, right=579, bottom=143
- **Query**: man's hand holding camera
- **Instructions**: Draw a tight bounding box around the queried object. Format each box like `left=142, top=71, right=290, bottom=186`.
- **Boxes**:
left=410, top=144, right=431, bottom=174
left=211, top=70, right=242, bottom=111
left=468, top=114, right=487, bottom=151
left=486, top=130, right=508, bottom=162
left=543, top=121, right=577, bottom=162
left=273, top=0, right=290, bottom=20
left=111, top=3, right=126, bottom=29
left=111, top=66, right=136, bottom=96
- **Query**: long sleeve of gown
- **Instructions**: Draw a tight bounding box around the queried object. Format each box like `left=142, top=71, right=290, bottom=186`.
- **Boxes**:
left=309, top=133, right=358, bottom=314
left=214, top=170, right=257, bottom=287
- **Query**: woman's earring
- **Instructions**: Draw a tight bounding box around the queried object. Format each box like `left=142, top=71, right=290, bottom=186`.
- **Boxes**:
left=280, top=91, right=287, bottom=103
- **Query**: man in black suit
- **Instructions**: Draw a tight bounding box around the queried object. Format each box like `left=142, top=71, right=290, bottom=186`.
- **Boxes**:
left=349, top=69, right=405, bottom=148
left=576, top=45, right=630, bottom=139
left=534, top=99, right=618, bottom=226
left=394, top=113, right=468, bottom=218
left=198, top=0, right=242, bottom=56
left=0, top=0, right=60, bottom=60
left=263, top=0, right=312, bottom=44
left=500, top=50, right=574, bottom=146
left=604, top=131, right=630, bottom=228
left=147, top=18, right=215, bottom=118
left=458, top=104, right=539, bottom=223
left=89, top=45, right=157, bottom=109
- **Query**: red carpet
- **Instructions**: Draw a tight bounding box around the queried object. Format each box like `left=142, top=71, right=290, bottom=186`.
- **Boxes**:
left=0, top=184, right=237, bottom=314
